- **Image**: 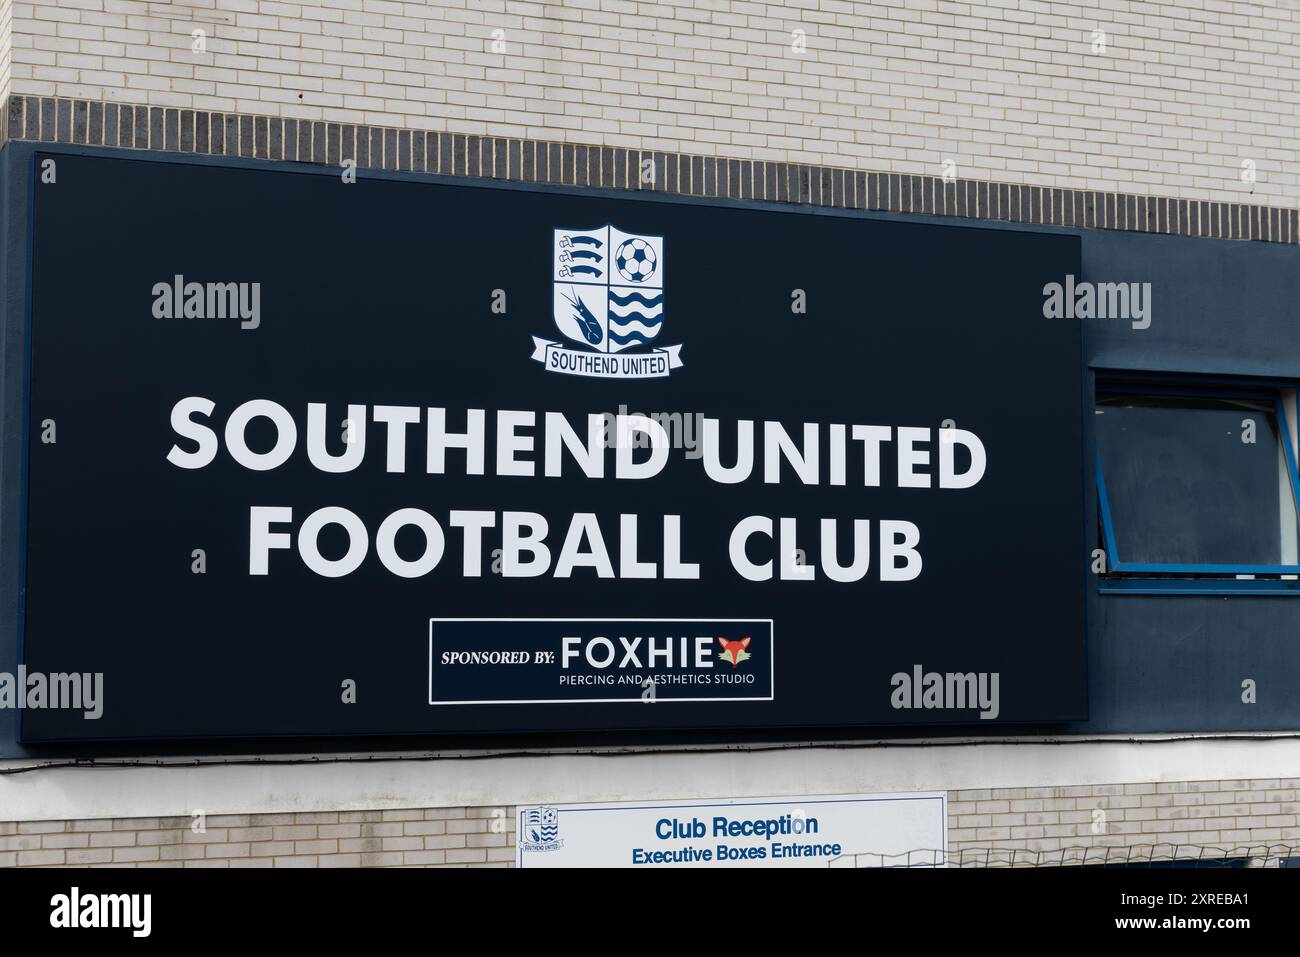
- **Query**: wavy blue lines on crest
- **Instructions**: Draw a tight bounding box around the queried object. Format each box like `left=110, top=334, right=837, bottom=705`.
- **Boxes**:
left=608, top=289, right=663, bottom=348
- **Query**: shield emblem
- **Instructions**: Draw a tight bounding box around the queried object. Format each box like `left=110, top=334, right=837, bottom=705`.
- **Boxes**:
left=523, top=806, right=560, bottom=844
left=553, top=226, right=664, bottom=354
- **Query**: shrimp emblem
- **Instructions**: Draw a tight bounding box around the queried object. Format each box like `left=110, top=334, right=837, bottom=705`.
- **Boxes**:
left=559, top=286, right=604, bottom=345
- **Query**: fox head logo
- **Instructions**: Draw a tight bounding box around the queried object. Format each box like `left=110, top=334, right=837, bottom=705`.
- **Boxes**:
left=717, top=636, right=751, bottom=668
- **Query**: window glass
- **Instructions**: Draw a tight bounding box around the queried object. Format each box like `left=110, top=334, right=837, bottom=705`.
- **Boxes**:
left=1096, top=393, right=1299, bottom=569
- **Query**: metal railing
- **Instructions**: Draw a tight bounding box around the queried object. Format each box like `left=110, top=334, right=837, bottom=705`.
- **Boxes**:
left=830, top=843, right=1300, bottom=868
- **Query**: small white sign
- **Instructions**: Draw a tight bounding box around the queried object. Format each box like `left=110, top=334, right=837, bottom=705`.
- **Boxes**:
left=516, top=792, right=946, bottom=868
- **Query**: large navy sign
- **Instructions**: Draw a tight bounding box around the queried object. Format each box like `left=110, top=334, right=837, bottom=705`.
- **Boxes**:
left=16, top=150, right=1084, bottom=741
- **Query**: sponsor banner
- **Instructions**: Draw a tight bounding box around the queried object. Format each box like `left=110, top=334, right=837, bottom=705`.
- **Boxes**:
left=517, top=792, right=947, bottom=867
left=428, top=618, right=774, bottom=704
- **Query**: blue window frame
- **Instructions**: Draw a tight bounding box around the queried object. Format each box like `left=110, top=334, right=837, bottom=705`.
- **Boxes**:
left=1095, top=375, right=1300, bottom=595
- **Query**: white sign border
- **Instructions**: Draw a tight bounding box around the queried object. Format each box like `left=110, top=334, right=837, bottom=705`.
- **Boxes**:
left=515, top=791, right=949, bottom=868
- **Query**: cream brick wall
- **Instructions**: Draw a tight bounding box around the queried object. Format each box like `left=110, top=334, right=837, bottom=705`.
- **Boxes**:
left=4, top=1, right=1299, bottom=205
left=947, top=777, right=1300, bottom=863
left=0, top=0, right=12, bottom=106
left=0, top=806, right=517, bottom=867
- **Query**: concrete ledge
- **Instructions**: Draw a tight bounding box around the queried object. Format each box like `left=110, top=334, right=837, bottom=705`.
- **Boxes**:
left=3, top=733, right=1300, bottom=822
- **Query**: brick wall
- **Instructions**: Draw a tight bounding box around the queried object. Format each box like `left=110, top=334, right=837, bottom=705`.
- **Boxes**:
left=7, top=91, right=1296, bottom=244
left=947, top=777, right=1300, bottom=864
left=5, top=777, right=1299, bottom=866
left=5, top=1, right=1300, bottom=206
left=0, top=0, right=11, bottom=106
left=0, top=806, right=516, bottom=868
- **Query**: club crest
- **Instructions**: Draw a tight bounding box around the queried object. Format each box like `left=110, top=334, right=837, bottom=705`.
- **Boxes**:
left=519, top=805, right=564, bottom=852
left=531, top=225, right=684, bottom=379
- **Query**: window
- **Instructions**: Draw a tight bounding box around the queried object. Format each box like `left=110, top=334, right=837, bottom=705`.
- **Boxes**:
left=1095, top=375, right=1300, bottom=594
